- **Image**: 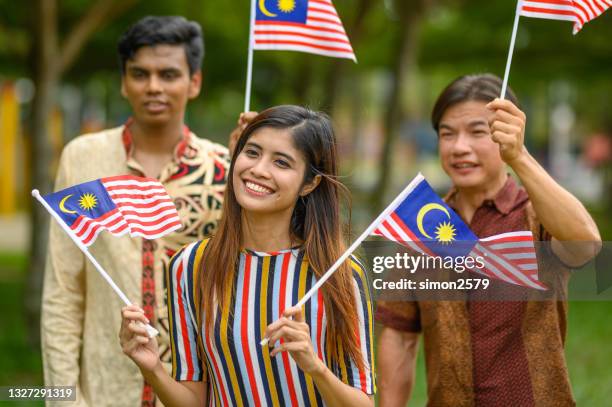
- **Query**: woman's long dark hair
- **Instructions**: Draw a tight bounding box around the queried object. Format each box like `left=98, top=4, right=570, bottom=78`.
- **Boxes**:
left=198, top=105, right=364, bottom=370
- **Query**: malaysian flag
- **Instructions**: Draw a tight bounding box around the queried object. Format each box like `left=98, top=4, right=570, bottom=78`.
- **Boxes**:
left=253, top=0, right=356, bottom=61
left=42, top=175, right=181, bottom=246
left=372, top=174, right=546, bottom=290
left=519, top=0, right=611, bottom=34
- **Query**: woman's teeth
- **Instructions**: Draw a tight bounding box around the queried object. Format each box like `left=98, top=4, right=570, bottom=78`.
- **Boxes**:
left=246, top=181, right=272, bottom=194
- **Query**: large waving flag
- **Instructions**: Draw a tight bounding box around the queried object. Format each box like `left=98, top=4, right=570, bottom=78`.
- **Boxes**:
left=41, top=175, right=181, bottom=246
left=261, top=172, right=544, bottom=345
left=372, top=174, right=546, bottom=290
left=253, top=0, right=356, bottom=61
left=519, top=0, right=611, bottom=34
left=32, top=174, right=176, bottom=338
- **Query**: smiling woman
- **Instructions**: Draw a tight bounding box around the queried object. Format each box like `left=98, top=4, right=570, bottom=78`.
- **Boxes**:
left=233, top=126, right=314, bottom=217
left=119, top=105, right=375, bottom=407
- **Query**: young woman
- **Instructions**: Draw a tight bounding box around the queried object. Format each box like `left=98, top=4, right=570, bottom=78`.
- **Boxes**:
left=119, top=105, right=375, bottom=406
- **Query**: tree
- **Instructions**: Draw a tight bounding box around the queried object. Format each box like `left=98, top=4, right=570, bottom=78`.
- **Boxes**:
left=321, top=0, right=377, bottom=111
left=368, top=0, right=434, bottom=214
left=25, top=0, right=139, bottom=344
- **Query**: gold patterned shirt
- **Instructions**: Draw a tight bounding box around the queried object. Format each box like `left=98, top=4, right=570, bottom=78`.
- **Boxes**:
left=41, top=124, right=230, bottom=407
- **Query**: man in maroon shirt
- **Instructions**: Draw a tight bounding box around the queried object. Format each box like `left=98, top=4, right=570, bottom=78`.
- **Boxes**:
left=376, top=74, right=601, bottom=406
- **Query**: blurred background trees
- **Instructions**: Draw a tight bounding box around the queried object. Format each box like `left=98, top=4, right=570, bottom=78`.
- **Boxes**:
left=1, top=0, right=610, bottom=403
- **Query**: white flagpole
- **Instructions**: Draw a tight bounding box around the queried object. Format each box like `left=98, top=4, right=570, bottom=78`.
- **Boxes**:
left=261, top=173, right=425, bottom=345
left=244, top=0, right=257, bottom=112
left=500, top=0, right=523, bottom=100
left=32, top=189, right=159, bottom=338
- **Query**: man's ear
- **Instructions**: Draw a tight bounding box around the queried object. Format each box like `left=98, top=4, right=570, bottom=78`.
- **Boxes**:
left=300, top=174, right=322, bottom=197
left=188, top=70, right=202, bottom=99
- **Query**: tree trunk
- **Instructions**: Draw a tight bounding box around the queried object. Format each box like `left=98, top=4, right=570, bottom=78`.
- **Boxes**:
left=321, top=0, right=375, bottom=112
left=25, top=0, right=139, bottom=345
left=292, top=56, right=314, bottom=106
left=24, top=0, right=60, bottom=346
left=368, top=1, right=429, bottom=215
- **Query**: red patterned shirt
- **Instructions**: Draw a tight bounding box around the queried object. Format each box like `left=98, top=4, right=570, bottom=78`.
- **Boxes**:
left=376, top=176, right=574, bottom=407
left=122, top=121, right=230, bottom=406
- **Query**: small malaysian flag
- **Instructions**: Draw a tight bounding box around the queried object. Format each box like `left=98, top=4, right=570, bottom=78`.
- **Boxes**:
left=253, top=0, right=356, bottom=61
left=372, top=174, right=546, bottom=290
left=42, top=175, right=181, bottom=246
left=519, top=0, right=611, bottom=34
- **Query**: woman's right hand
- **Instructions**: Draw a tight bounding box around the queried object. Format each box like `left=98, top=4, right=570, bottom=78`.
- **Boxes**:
left=119, top=305, right=160, bottom=372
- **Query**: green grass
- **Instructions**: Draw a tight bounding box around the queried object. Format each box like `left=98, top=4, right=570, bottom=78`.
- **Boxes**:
left=0, top=252, right=43, bottom=406
left=566, top=302, right=612, bottom=405
left=380, top=302, right=612, bottom=406
left=0, top=252, right=27, bottom=278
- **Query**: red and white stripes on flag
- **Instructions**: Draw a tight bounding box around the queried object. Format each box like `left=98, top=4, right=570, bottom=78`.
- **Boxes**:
left=72, top=176, right=181, bottom=246
left=373, top=223, right=546, bottom=290
left=373, top=213, right=438, bottom=259
left=470, top=232, right=546, bottom=290
left=253, top=0, right=356, bottom=61
left=519, top=0, right=611, bottom=33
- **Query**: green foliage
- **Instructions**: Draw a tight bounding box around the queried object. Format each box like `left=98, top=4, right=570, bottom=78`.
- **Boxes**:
left=375, top=300, right=612, bottom=406
left=0, top=252, right=43, bottom=404
left=2, top=0, right=609, bottom=145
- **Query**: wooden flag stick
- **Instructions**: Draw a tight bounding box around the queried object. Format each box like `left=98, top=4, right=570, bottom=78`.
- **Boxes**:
left=501, top=0, right=523, bottom=100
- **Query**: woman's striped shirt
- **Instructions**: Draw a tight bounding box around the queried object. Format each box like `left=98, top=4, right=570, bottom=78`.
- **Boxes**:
left=166, top=239, right=375, bottom=406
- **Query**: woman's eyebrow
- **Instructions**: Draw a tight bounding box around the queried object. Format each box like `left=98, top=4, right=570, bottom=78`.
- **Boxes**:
left=246, top=141, right=297, bottom=163
left=244, top=141, right=262, bottom=149
left=274, top=151, right=296, bottom=163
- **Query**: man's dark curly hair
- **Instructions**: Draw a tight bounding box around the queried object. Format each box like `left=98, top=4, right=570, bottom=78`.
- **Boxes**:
left=117, top=16, right=204, bottom=75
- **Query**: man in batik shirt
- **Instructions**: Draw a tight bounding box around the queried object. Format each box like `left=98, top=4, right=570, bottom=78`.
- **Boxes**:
left=41, top=16, right=251, bottom=406
left=376, top=74, right=601, bottom=407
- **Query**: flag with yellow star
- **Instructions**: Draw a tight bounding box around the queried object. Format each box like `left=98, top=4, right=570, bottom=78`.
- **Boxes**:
left=372, top=173, right=546, bottom=289
left=253, top=0, right=356, bottom=61
left=42, top=175, right=181, bottom=246
left=373, top=175, right=478, bottom=258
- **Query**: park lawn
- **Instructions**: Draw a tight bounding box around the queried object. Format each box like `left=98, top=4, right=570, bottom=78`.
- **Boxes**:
left=391, top=301, right=612, bottom=406
left=0, top=252, right=43, bottom=406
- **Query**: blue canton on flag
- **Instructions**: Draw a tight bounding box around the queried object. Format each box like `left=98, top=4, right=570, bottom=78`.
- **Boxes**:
left=256, top=0, right=308, bottom=22
left=42, top=175, right=182, bottom=246
left=373, top=174, right=546, bottom=290
left=389, top=178, right=478, bottom=258
left=43, top=179, right=118, bottom=228
left=253, top=0, right=356, bottom=61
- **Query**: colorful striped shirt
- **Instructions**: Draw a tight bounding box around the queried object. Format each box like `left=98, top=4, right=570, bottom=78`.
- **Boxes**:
left=167, top=239, right=375, bottom=406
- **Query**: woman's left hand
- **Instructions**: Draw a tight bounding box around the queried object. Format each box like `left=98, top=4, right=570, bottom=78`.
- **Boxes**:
left=265, top=306, right=324, bottom=376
